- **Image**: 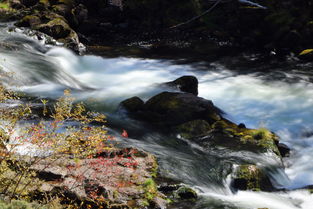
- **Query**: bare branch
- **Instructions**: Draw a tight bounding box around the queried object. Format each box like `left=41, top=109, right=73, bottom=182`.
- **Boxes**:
left=170, top=0, right=223, bottom=29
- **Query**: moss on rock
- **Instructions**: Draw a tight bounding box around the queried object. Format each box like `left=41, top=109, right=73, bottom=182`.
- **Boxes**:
left=173, top=186, right=197, bottom=200
left=35, top=17, right=71, bottom=39
left=174, top=119, right=211, bottom=140
left=231, top=164, right=274, bottom=191
left=16, top=15, right=41, bottom=27
left=210, top=120, right=281, bottom=155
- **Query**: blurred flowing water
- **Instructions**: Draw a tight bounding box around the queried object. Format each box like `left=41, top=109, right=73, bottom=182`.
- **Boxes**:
left=1, top=22, right=313, bottom=208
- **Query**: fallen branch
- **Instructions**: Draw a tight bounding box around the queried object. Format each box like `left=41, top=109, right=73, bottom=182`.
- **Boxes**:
left=170, top=0, right=223, bottom=29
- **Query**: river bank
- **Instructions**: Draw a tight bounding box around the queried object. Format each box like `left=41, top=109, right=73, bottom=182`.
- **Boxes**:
left=2, top=0, right=313, bottom=59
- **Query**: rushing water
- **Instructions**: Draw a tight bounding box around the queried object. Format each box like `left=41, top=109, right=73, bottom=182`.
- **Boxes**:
left=1, top=22, right=313, bottom=208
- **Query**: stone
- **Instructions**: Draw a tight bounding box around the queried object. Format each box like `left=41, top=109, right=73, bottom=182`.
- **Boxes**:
left=231, top=164, right=274, bottom=192
left=119, top=96, right=144, bottom=113
left=16, top=15, right=41, bottom=27
left=174, top=186, right=197, bottom=200
left=36, top=17, right=71, bottom=39
left=143, top=92, right=222, bottom=126
left=163, top=75, right=198, bottom=96
left=20, top=0, right=39, bottom=7
left=277, top=143, right=290, bottom=157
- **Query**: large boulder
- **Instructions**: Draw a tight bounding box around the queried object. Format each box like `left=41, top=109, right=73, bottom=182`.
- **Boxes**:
left=119, top=90, right=284, bottom=156
left=141, top=92, right=222, bottom=126
left=16, top=11, right=82, bottom=52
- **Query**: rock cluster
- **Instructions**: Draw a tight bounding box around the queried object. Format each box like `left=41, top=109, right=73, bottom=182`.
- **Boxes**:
left=119, top=76, right=290, bottom=192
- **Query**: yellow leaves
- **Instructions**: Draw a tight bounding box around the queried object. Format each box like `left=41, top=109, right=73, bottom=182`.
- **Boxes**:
left=41, top=99, right=48, bottom=105
left=64, top=89, right=71, bottom=96
left=299, top=49, right=313, bottom=56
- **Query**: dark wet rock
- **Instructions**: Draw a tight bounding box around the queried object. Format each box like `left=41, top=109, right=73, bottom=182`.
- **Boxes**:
left=20, top=0, right=39, bottom=7
left=0, top=128, right=10, bottom=144
left=173, top=186, right=197, bottom=200
left=10, top=0, right=25, bottom=9
left=157, top=179, right=197, bottom=201
left=72, top=4, right=88, bottom=25
left=231, top=164, right=274, bottom=192
left=142, top=92, right=222, bottom=126
left=37, top=170, right=63, bottom=181
left=119, top=96, right=144, bottom=113
left=238, top=123, right=246, bottom=129
left=163, top=76, right=198, bottom=96
left=277, top=143, right=290, bottom=157
left=52, top=3, right=72, bottom=17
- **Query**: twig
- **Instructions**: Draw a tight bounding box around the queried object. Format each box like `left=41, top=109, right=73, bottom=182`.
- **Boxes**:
left=170, top=0, right=223, bottom=29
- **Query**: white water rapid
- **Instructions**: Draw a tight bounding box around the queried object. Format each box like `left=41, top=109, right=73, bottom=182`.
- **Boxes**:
left=1, top=22, right=313, bottom=209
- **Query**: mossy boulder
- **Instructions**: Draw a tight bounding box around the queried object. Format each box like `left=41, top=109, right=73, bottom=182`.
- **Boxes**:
left=231, top=164, right=274, bottom=192
left=142, top=92, right=222, bottom=126
left=119, top=90, right=284, bottom=155
left=208, top=121, right=281, bottom=155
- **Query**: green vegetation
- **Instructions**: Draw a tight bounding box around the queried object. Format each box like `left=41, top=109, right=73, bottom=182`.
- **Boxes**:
left=143, top=178, right=158, bottom=201
left=235, top=165, right=263, bottom=191
left=0, top=2, right=9, bottom=10
left=0, top=199, right=62, bottom=209
left=0, top=77, right=115, bottom=207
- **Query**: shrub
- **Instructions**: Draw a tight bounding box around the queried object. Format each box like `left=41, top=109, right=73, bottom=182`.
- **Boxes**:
left=0, top=79, right=133, bottom=207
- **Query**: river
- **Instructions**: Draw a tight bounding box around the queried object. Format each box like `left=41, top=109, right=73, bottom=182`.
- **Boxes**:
left=1, top=22, right=313, bottom=209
